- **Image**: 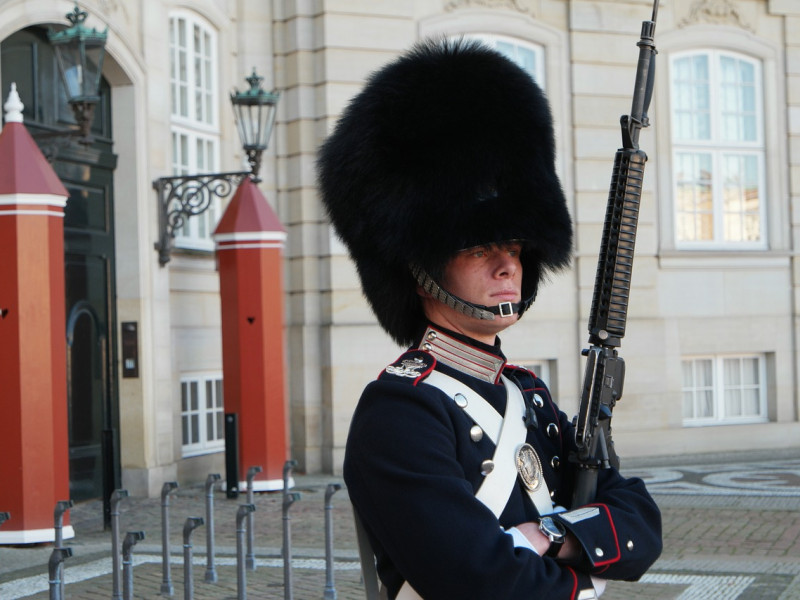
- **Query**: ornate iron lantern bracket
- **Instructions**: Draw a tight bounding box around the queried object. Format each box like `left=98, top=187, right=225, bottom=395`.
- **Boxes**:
left=153, top=171, right=251, bottom=266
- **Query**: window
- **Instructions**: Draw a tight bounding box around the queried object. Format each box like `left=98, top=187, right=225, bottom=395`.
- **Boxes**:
left=682, top=355, right=767, bottom=426
left=169, top=13, right=220, bottom=249
left=670, top=50, right=765, bottom=249
left=463, top=35, right=544, bottom=87
left=181, top=374, right=225, bottom=456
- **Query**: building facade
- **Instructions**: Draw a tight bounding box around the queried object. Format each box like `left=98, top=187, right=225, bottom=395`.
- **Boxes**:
left=1, top=0, right=798, bottom=500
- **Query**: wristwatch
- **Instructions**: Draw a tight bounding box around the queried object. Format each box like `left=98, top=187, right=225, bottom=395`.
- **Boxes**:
left=539, top=516, right=566, bottom=558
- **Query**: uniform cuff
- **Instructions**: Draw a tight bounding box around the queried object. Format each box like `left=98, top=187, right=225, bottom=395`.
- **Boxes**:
left=505, top=526, right=539, bottom=554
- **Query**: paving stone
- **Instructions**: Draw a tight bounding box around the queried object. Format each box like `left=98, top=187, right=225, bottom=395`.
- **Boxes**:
left=1, top=452, right=799, bottom=599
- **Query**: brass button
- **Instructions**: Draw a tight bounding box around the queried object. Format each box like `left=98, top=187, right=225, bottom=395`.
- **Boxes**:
left=480, top=459, right=495, bottom=476
left=470, top=425, right=484, bottom=442
left=454, top=393, right=468, bottom=409
left=532, top=394, right=544, bottom=408
left=595, top=547, right=604, bottom=557
left=427, top=331, right=437, bottom=341
left=422, top=342, right=432, bottom=351
left=551, top=456, right=560, bottom=470
left=546, top=423, right=559, bottom=438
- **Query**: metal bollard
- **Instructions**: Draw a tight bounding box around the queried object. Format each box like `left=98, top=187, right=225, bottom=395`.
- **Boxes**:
left=122, top=531, right=145, bottom=600
left=48, top=547, right=72, bottom=600
left=283, top=459, right=297, bottom=495
left=245, top=465, right=262, bottom=571
left=323, top=484, right=343, bottom=600
left=204, top=473, right=221, bottom=582
left=53, top=500, right=73, bottom=600
left=160, top=481, right=179, bottom=595
left=282, top=491, right=301, bottom=600
left=183, top=517, right=204, bottom=600
left=236, top=504, right=256, bottom=600
left=110, top=489, right=129, bottom=600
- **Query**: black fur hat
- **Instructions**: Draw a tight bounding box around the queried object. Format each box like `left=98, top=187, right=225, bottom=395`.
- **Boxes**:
left=316, top=38, right=572, bottom=346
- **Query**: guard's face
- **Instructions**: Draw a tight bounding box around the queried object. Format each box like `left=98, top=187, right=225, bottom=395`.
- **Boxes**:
left=423, top=242, right=523, bottom=344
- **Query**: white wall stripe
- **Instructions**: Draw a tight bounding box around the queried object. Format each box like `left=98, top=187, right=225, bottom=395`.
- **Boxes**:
left=213, top=231, right=286, bottom=243
left=0, top=210, right=65, bottom=217
left=0, top=194, right=67, bottom=207
left=215, top=242, right=285, bottom=250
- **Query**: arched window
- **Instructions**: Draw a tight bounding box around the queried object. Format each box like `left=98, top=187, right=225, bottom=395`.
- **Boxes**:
left=670, top=50, right=765, bottom=249
left=463, top=34, right=545, bottom=88
left=169, top=12, right=220, bottom=248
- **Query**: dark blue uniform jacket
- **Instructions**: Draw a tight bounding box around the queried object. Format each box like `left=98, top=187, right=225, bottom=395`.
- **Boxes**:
left=343, top=326, right=662, bottom=599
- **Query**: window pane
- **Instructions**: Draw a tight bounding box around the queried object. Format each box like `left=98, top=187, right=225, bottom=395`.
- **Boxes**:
left=699, top=390, right=713, bottom=418
left=742, top=358, right=759, bottom=385
left=191, top=415, right=199, bottom=443
left=725, top=388, right=742, bottom=417
left=723, top=358, right=740, bottom=385
left=742, top=388, right=760, bottom=416
left=672, top=55, right=710, bottom=141
left=698, top=359, right=713, bottom=386
left=676, top=153, right=713, bottom=241
left=216, top=412, right=224, bottom=440
left=722, top=154, right=760, bottom=242
left=182, top=415, right=190, bottom=445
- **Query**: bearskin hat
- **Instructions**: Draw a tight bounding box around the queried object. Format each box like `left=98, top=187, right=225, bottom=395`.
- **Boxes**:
left=316, top=38, right=572, bottom=347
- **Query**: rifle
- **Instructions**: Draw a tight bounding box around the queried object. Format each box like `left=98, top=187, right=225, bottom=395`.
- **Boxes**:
left=570, top=0, right=659, bottom=508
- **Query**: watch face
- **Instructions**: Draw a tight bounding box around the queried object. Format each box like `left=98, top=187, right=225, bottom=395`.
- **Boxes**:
left=540, top=517, right=566, bottom=541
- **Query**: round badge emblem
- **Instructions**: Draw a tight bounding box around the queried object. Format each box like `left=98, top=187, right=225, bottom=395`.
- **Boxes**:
left=516, top=443, right=543, bottom=492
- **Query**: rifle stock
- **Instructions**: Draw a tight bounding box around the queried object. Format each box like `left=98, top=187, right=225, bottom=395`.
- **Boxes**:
left=570, top=1, right=659, bottom=508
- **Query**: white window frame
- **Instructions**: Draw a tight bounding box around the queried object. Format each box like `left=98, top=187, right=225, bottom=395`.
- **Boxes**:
left=181, top=373, right=225, bottom=457
left=670, top=49, right=767, bottom=250
left=466, top=34, right=545, bottom=88
left=169, top=11, right=221, bottom=251
left=682, top=354, right=767, bottom=427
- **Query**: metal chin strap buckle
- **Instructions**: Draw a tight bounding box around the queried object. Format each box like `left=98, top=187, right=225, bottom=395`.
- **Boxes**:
left=498, top=302, right=514, bottom=318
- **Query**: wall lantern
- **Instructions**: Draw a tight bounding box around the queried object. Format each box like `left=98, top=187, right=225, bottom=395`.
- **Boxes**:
left=47, top=3, right=108, bottom=142
left=153, top=69, right=280, bottom=266
left=230, top=69, right=280, bottom=183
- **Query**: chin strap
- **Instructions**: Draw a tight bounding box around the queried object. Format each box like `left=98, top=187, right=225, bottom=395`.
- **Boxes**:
left=412, top=265, right=534, bottom=321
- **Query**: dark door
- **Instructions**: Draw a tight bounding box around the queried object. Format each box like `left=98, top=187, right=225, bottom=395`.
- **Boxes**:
left=1, top=26, right=119, bottom=502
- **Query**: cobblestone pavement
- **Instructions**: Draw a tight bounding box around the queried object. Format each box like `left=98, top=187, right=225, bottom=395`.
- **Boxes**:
left=1, top=448, right=799, bottom=599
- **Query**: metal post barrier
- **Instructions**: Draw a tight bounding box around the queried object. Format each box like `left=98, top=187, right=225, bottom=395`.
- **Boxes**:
left=323, top=484, right=342, bottom=600
left=122, top=531, right=145, bottom=600
left=53, top=500, right=73, bottom=600
left=225, top=413, right=240, bottom=499
left=183, top=517, right=205, bottom=600
left=245, top=465, right=262, bottom=570
left=283, top=460, right=297, bottom=496
left=236, top=504, right=256, bottom=600
left=160, top=481, right=179, bottom=595
left=110, top=489, right=129, bottom=600
left=282, top=491, right=301, bottom=600
left=204, top=473, right=221, bottom=582
left=48, top=547, right=72, bottom=600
